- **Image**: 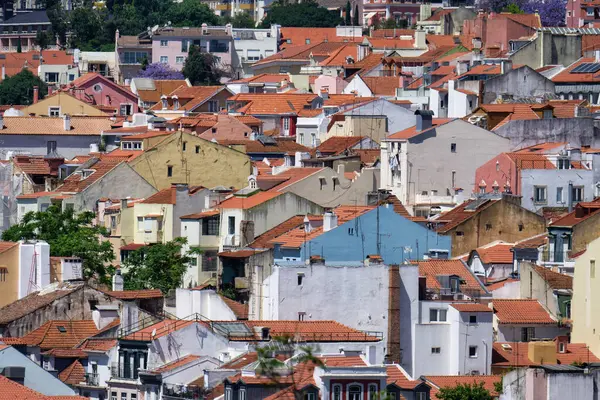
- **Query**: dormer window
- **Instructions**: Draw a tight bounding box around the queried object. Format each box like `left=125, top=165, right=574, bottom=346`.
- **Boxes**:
left=161, top=95, right=168, bottom=110
left=172, top=96, right=179, bottom=110
left=122, top=141, right=142, bottom=150
left=450, top=276, right=460, bottom=293
left=249, top=178, right=257, bottom=189
left=557, top=158, right=570, bottom=170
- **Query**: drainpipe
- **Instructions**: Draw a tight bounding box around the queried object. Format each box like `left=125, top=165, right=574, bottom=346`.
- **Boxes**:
left=568, top=181, right=574, bottom=212
left=482, top=339, right=489, bottom=375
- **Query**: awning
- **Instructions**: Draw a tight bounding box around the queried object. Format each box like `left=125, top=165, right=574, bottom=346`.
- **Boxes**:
left=218, top=250, right=264, bottom=258
left=121, top=243, right=146, bottom=251
left=365, top=12, right=377, bottom=20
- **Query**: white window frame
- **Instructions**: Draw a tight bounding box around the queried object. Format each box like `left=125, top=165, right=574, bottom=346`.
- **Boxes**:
left=176, top=56, right=184, bottom=64
left=347, top=383, right=364, bottom=400
left=533, top=185, right=547, bottom=204
left=573, top=186, right=584, bottom=202
left=368, top=383, right=378, bottom=400
left=48, top=106, right=61, bottom=117
left=160, top=56, right=169, bottom=64
left=429, top=308, right=447, bottom=322
left=239, top=387, right=246, bottom=400
left=208, top=100, right=219, bottom=112
left=225, top=387, right=232, bottom=400
left=417, top=393, right=426, bottom=400
left=332, top=383, right=342, bottom=400
left=137, top=216, right=144, bottom=232
left=160, top=39, right=169, bottom=47
left=469, top=345, right=478, bottom=358
left=120, top=103, right=133, bottom=116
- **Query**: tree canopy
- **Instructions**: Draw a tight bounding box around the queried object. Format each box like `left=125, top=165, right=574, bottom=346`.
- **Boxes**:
left=121, top=237, right=191, bottom=293
left=2, top=205, right=115, bottom=284
left=479, top=0, right=566, bottom=26
left=182, top=45, right=224, bottom=85
left=0, top=69, right=47, bottom=105
left=436, top=382, right=493, bottom=400
left=137, top=63, right=185, bottom=79
left=260, top=0, right=342, bottom=27
left=224, top=12, right=256, bottom=29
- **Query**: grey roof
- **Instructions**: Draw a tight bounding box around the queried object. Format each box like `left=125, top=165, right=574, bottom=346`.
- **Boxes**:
left=131, top=78, right=157, bottom=91
left=538, top=27, right=600, bottom=35
left=0, top=11, right=50, bottom=25
left=538, top=364, right=585, bottom=373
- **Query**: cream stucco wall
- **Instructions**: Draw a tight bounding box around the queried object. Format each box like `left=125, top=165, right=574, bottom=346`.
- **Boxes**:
left=326, top=116, right=387, bottom=142
left=22, top=92, right=109, bottom=116
left=0, top=244, right=22, bottom=308
left=131, top=203, right=174, bottom=244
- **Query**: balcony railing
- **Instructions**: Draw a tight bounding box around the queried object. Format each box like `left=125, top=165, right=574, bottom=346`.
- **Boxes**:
left=424, top=287, right=486, bottom=301
left=110, top=362, right=138, bottom=381
left=415, top=193, right=456, bottom=206
left=84, top=373, right=100, bottom=386
left=539, top=250, right=575, bottom=264
left=162, top=383, right=206, bottom=399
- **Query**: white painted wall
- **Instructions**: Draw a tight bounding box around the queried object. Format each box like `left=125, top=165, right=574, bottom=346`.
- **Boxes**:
left=175, top=288, right=238, bottom=321
left=343, top=75, right=373, bottom=97
left=448, top=80, right=470, bottom=118
left=490, top=281, right=521, bottom=299
left=161, top=357, right=221, bottom=385
left=448, top=307, right=493, bottom=375
left=496, top=324, right=567, bottom=342
left=18, top=241, right=50, bottom=299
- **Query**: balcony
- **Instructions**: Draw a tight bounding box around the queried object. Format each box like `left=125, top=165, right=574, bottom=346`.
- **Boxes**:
left=415, top=193, right=456, bottom=206
left=84, top=373, right=100, bottom=387
left=162, top=383, right=205, bottom=399
left=143, top=229, right=163, bottom=244
left=110, top=362, right=138, bottom=381
left=539, top=251, right=576, bottom=274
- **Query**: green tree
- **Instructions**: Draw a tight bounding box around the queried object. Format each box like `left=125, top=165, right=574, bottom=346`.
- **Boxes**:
left=167, top=0, right=219, bottom=27
left=345, top=1, right=352, bottom=25
left=121, top=238, right=190, bottom=293
left=436, top=383, right=493, bottom=400
left=260, top=1, right=342, bottom=27
left=0, top=69, right=47, bottom=105
left=2, top=205, right=115, bottom=283
left=182, top=45, right=224, bottom=85
left=68, top=7, right=107, bottom=50
left=36, top=30, right=52, bottom=52
left=381, top=18, right=408, bottom=29
left=353, top=4, right=359, bottom=26
left=503, top=2, right=524, bottom=13
left=16, top=36, right=22, bottom=53
left=225, top=12, right=255, bottom=28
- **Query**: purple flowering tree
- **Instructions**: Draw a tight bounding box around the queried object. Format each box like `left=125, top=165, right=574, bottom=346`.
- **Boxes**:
left=137, top=63, right=184, bottom=80
left=522, top=0, right=567, bottom=26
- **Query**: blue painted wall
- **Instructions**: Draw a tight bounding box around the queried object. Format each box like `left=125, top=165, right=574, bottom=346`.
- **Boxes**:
left=274, top=206, right=452, bottom=264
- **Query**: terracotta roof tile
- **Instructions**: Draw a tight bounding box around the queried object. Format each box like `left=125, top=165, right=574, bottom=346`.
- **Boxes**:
left=485, top=277, right=519, bottom=291
left=249, top=215, right=306, bottom=249
left=42, top=348, right=87, bottom=358
left=103, top=289, right=163, bottom=299
left=227, top=93, right=319, bottom=115
left=549, top=200, right=600, bottom=227
left=280, top=27, right=361, bottom=49
left=361, top=76, right=400, bottom=96
left=270, top=206, right=375, bottom=248
left=319, top=354, right=366, bottom=367
left=58, top=360, right=85, bottom=385
left=416, top=259, right=487, bottom=296
left=500, top=12, right=541, bottom=28
left=180, top=209, right=220, bottom=220
left=240, top=320, right=381, bottom=342
left=230, top=73, right=290, bottom=84
left=220, top=352, right=260, bottom=369
left=435, top=198, right=499, bottom=233
left=532, top=266, right=572, bottom=290
left=387, top=118, right=454, bottom=140
left=150, top=86, right=229, bottom=111
left=123, top=319, right=196, bottom=341
left=222, top=137, right=310, bottom=155
left=493, top=342, right=600, bottom=367
left=218, top=192, right=282, bottom=209
left=0, top=116, right=115, bottom=136
left=77, top=338, right=117, bottom=352
left=514, top=234, right=548, bottom=249
left=386, top=364, right=420, bottom=389
left=473, top=242, right=514, bottom=264
left=219, top=296, right=249, bottom=319
left=151, top=354, right=200, bottom=374
left=552, top=57, right=600, bottom=83
left=56, top=157, right=124, bottom=193
left=0, top=286, right=79, bottom=325
left=21, top=320, right=100, bottom=349
left=13, top=155, right=63, bottom=176
left=0, top=374, right=46, bottom=398
left=366, top=38, right=414, bottom=49
left=136, top=80, right=188, bottom=103
left=492, top=299, right=556, bottom=324
left=0, top=241, right=18, bottom=254
left=450, top=303, right=493, bottom=312
left=313, top=136, right=365, bottom=156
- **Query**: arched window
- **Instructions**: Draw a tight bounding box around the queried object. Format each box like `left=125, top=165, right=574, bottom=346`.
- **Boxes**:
left=332, top=384, right=342, bottom=400
left=348, top=384, right=362, bottom=400
left=368, top=384, right=378, bottom=400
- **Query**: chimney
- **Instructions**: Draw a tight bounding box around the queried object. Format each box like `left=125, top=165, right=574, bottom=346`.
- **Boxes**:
left=48, top=86, right=53, bottom=96
left=33, top=86, right=39, bottom=104
left=414, top=29, right=426, bottom=49
left=596, top=49, right=600, bottom=63
left=568, top=181, right=574, bottom=212
left=0, top=115, right=4, bottom=129
left=500, top=60, right=513, bottom=74
left=261, top=327, right=270, bottom=340
left=225, top=23, right=233, bottom=36
left=201, top=23, right=208, bottom=35
left=319, top=88, right=329, bottom=100
left=63, top=114, right=71, bottom=131
left=0, top=367, right=25, bottom=385
left=112, top=268, right=124, bottom=291
left=303, top=215, right=312, bottom=233
left=121, top=198, right=128, bottom=210
left=323, top=210, right=338, bottom=232
left=415, top=110, right=433, bottom=132
left=556, top=335, right=568, bottom=354
left=337, top=163, right=345, bottom=178
left=528, top=341, right=557, bottom=365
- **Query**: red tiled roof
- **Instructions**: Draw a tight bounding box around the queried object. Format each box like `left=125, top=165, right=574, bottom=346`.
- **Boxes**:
left=140, top=185, right=204, bottom=205
left=42, top=348, right=87, bottom=358
left=388, top=118, right=454, bottom=140
left=151, top=355, right=200, bottom=374
left=532, top=265, right=572, bottom=290
left=227, top=93, right=318, bottom=115
left=435, top=198, right=499, bottom=233
left=261, top=167, right=324, bottom=191
left=472, top=242, right=514, bottom=264
left=136, top=80, right=188, bottom=103
left=361, top=76, right=401, bottom=96
left=220, top=296, right=249, bottom=319
left=514, top=233, right=548, bottom=248
left=180, top=209, right=220, bottom=219
left=552, top=57, right=600, bottom=83
left=549, top=200, right=600, bottom=227
left=450, top=303, right=493, bottom=313
left=57, top=157, right=124, bottom=193
left=319, top=354, right=366, bottom=367
left=21, top=320, right=100, bottom=349
left=312, top=136, right=365, bottom=156
left=492, top=299, right=556, bottom=325
left=230, top=73, right=290, bottom=84
left=77, top=338, right=117, bottom=352
left=15, top=191, right=55, bottom=199
left=500, top=12, right=541, bottom=28
left=386, top=364, right=420, bottom=389
left=493, top=342, right=600, bottom=367
left=416, top=259, right=487, bottom=295
left=0, top=286, right=79, bottom=324
left=366, top=38, right=415, bottom=49
left=218, top=192, right=282, bottom=209
left=0, top=374, right=46, bottom=399
left=249, top=215, right=306, bottom=249
left=120, top=243, right=146, bottom=251
left=58, top=360, right=85, bottom=385
left=0, top=116, right=115, bottom=135
left=270, top=206, right=375, bottom=248
left=220, top=352, right=260, bottom=369
left=13, top=155, right=63, bottom=176
left=123, top=319, right=196, bottom=341
left=280, top=27, right=361, bottom=49
left=240, top=320, right=381, bottom=342
left=149, top=86, right=229, bottom=111
left=485, top=277, right=519, bottom=291
left=0, top=241, right=17, bottom=254
left=222, top=137, right=310, bottom=155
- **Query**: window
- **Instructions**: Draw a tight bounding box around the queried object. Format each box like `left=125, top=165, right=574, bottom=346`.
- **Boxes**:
left=469, top=315, right=477, bottom=324
left=332, top=385, right=342, bottom=400
left=311, top=133, right=317, bottom=147
left=93, top=84, right=102, bottom=92
left=304, top=394, right=315, bottom=400
left=534, top=186, right=547, bottom=204
left=469, top=346, right=478, bottom=358
left=195, top=145, right=200, bottom=153
left=485, top=222, right=492, bottom=231
left=45, top=72, right=59, bottom=83
left=122, top=141, right=142, bottom=150
left=543, top=109, right=553, bottom=119
left=283, top=117, right=290, bottom=131
left=521, top=327, right=535, bottom=342
left=167, top=166, right=173, bottom=177
left=298, top=133, right=304, bottom=145
left=572, top=186, right=584, bottom=202
left=297, top=273, right=303, bottom=285
left=557, top=187, right=564, bottom=203
left=431, top=347, right=441, bottom=354
left=202, top=250, right=218, bottom=272
left=176, top=56, right=184, bottom=64
left=225, top=387, right=232, bottom=400
left=121, top=394, right=127, bottom=400
left=137, top=217, right=143, bottom=232
left=518, top=223, right=524, bottom=231
left=368, top=384, right=378, bottom=400
left=228, top=216, right=235, bottom=235
left=131, top=395, right=137, bottom=400
left=122, top=51, right=148, bottom=64
left=160, top=56, right=168, bottom=64
left=0, top=269, right=6, bottom=282
left=298, top=312, right=306, bottom=321
left=68, top=74, right=75, bottom=82
left=559, top=342, right=566, bottom=353
left=182, top=141, right=187, bottom=151
left=160, top=39, right=168, bottom=47
left=456, top=231, right=464, bottom=236
left=348, top=385, right=362, bottom=400
left=450, top=143, right=456, bottom=153
left=348, top=227, right=354, bottom=235
left=111, top=392, right=117, bottom=400
left=181, top=40, right=189, bottom=52
left=417, top=393, right=426, bottom=400
left=110, top=216, right=117, bottom=229
left=239, top=388, right=246, bottom=400
left=588, top=8, right=594, bottom=16
left=591, top=259, right=596, bottom=279
left=430, top=308, right=447, bottom=322
left=247, top=49, right=260, bottom=61
left=557, top=158, right=570, bottom=169
left=202, top=216, right=220, bottom=235
left=120, top=104, right=133, bottom=116
left=49, top=106, right=60, bottom=117
left=208, top=100, right=219, bottom=112
left=210, top=39, right=229, bottom=53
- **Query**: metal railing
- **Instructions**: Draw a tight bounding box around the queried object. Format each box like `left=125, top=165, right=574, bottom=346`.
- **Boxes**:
left=110, top=362, right=137, bottom=380
left=539, top=250, right=575, bottom=264
left=84, top=373, right=99, bottom=386
left=424, top=287, right=485, bottom=301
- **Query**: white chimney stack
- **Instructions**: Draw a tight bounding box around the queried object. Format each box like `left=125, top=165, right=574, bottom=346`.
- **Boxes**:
left=323, top=210, right=338, bottom=232
left=63, top=114, right=71, bottom=131
left=112, top=269, right=124, bottom=291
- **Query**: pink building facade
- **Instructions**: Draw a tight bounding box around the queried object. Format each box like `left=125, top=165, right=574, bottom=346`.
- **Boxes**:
left=463, top=12, right=539, bottom=54
left=67, top=73, right=140, bottom=116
